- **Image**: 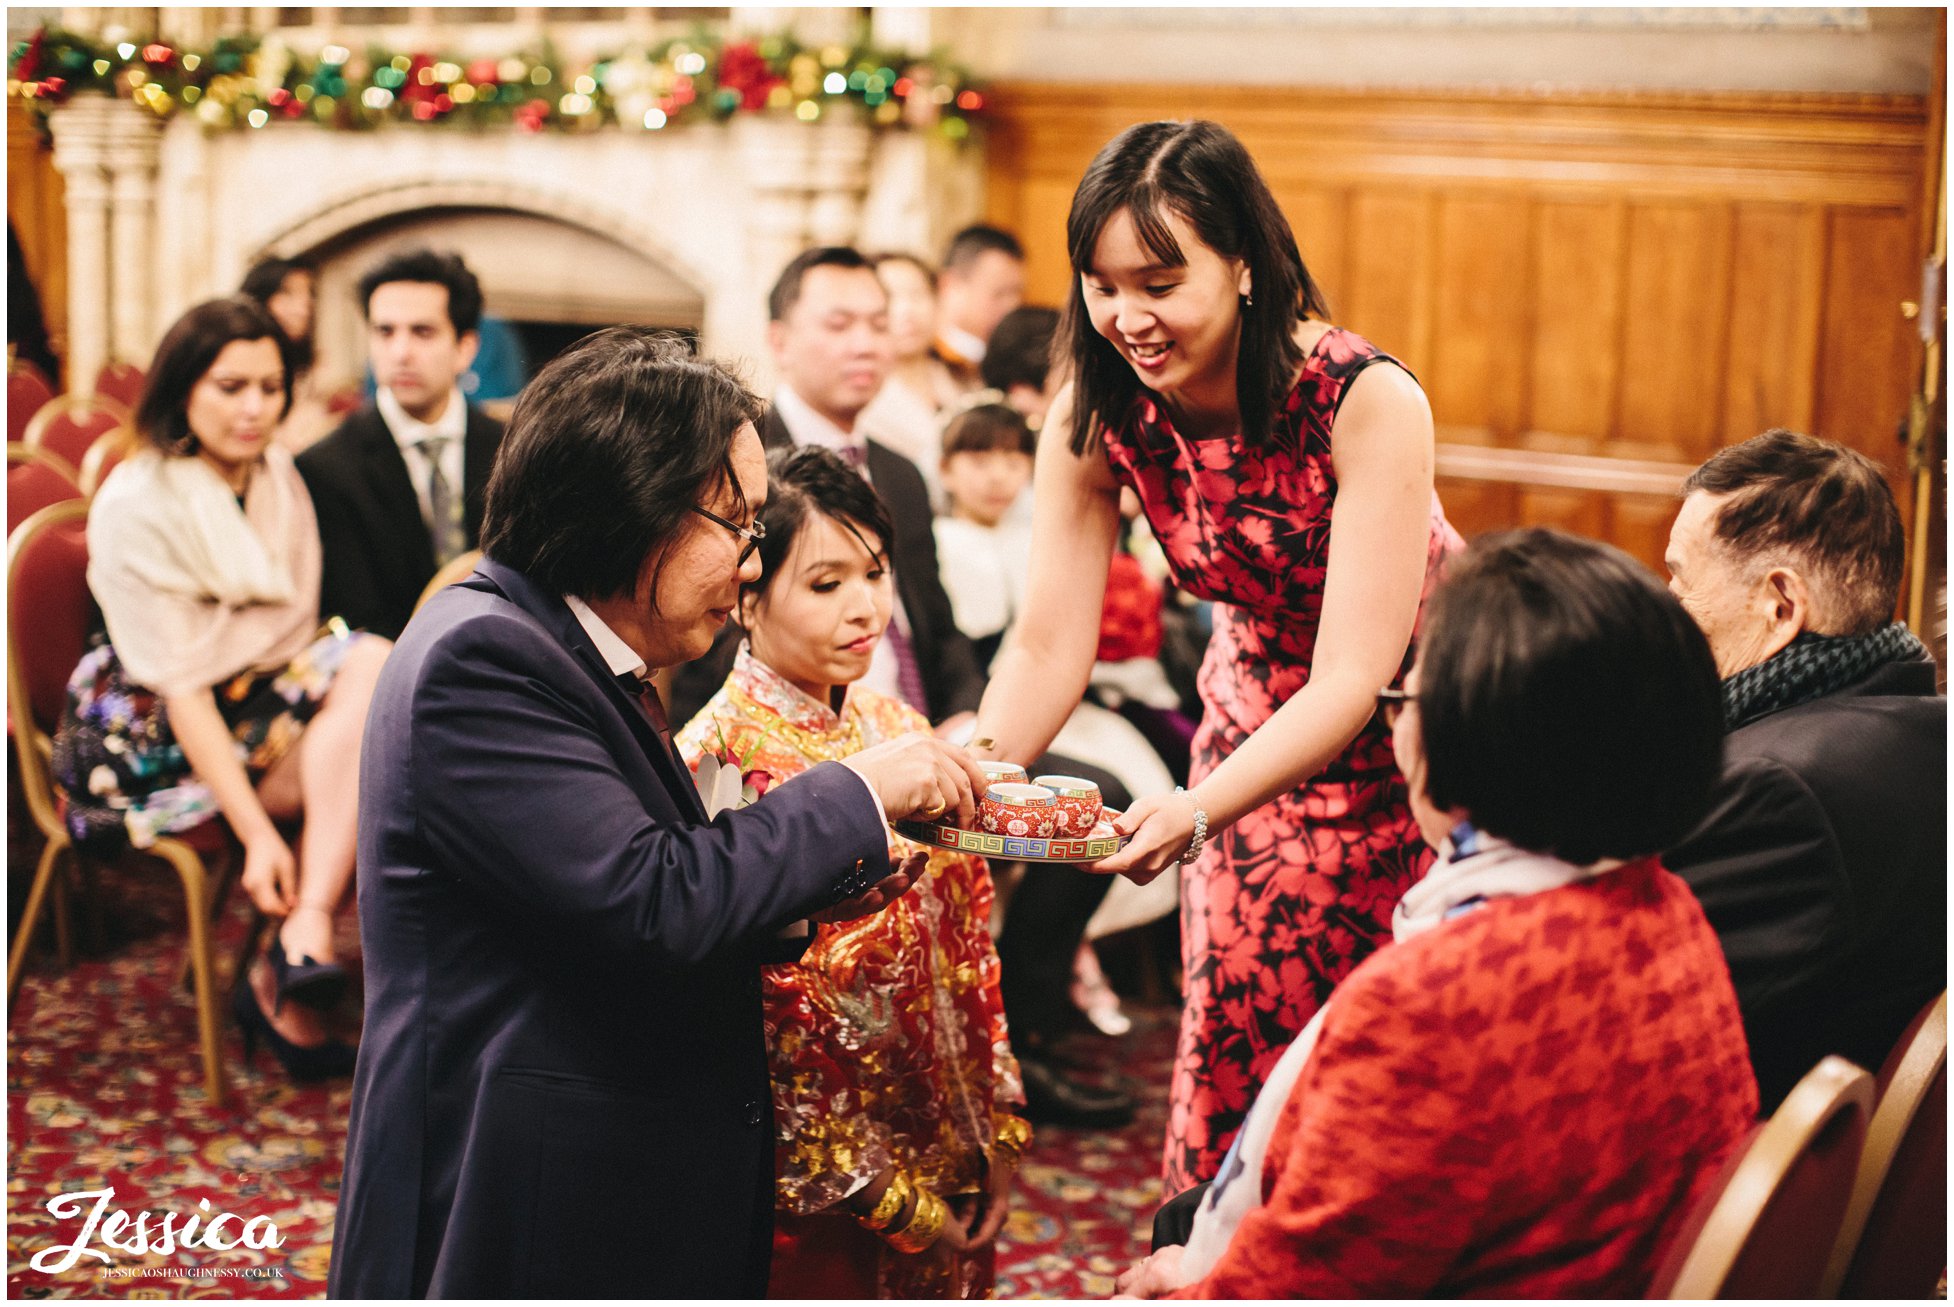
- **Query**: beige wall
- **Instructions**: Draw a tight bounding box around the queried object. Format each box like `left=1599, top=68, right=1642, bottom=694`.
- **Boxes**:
left=938, top=7, right=1940, bottom=96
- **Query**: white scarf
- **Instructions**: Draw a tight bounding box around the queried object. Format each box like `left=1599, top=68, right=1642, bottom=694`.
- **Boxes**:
left=1177, top=828, right=1620, bottom=1281
left=119, top=450, right=299, bottom=606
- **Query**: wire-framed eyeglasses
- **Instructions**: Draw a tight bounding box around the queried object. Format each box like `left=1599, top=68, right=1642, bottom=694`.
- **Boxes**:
left=1375, top=687, right=1417, bottom=729
left=691, top=505, right=767, bottom=565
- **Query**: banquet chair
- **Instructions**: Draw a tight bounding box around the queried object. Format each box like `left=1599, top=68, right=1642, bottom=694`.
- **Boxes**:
left=8, top=443, right=81, bottom=535
left=6, top=499, right=235, bottom=1107
left=414, top=548, right=485, bottom=614
left=22, top=392, right=129, bottom=473
left=1648, top=1054, right=1874, bottom=1298
left=8, top=357, right=55, bottom=443
left=76, top=426, right=135, bottom=496
left=93, top=359, right=146, bottom=410
left=1821, top=991, right=1947, bottom=1298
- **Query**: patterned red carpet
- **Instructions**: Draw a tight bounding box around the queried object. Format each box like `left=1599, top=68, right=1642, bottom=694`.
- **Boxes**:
left=7, top=857, right=1174, bottom=1298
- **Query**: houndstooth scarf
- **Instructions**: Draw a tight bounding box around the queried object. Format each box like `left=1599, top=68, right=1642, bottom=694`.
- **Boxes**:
left=1722, top=621, right=1929, bottom=731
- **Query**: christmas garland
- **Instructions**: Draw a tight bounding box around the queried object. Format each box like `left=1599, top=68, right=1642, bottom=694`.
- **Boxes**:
left=8, top=25, right=987, bottom=139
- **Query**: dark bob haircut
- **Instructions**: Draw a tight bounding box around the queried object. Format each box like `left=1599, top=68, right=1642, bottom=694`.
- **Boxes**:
left=135, top=297, right=294, bottom=455
left=942, top=402, right=1036, bottom=460
left=356, top=247, right=484, bottom=337
left=982, top=305, right=1060, bottom=395
left=742, top=445, right=894, bottom=609
left=768, top=246, right=877, bottom=323
left=480, top=327, right=763, bottom=602
left=1062, top=120, right=1329, bottom=457
left=1416, top=528, right=1724, bottom=865
left=1682, top=428, right=1905, bottom=636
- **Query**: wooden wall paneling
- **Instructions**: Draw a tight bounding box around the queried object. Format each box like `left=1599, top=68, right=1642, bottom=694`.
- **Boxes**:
left=1517, top=485, right=1608, bottom=539
left=1432, top=476, right=1517, bottom=542
left=1614, top=201, right=1737, bottom=464
left=1429, top=192, right=1532, bottom=442
left=7, top=98, right=67, bottom=383
left=1527, top=198, right=1627, bottom=451
left=1342, top=189, right=1436, bottom=373
left=1723, top=203, right=1826, bottom=443
left=1284, top=188, right=1350, bottom=319
left=1812, top=206, right=1926, bottom=523
left=1609, top=493, right=1686, bottom=575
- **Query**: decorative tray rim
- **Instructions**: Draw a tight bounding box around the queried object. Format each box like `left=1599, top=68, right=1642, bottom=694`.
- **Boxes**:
left=894, top=808, right=1130, bottom=863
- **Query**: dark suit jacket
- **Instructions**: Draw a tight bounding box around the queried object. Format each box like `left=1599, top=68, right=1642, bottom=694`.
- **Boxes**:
left=295, top=403, right=504, bottom=640
left=669, top=408, right=988, bottom=727
left=1665, top=656, right=1946, bottom=1112
left=329, top=558, right=891, bottom=1299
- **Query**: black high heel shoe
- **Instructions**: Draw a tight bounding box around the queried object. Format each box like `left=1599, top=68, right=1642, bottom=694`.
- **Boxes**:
left=268, top=943, right=348, bottom=1014
left=232, top=974, right=357, bottom=1081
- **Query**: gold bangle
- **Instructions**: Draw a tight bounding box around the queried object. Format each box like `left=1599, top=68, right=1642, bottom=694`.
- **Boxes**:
left=885, top=1187, right=948, bottom=1254
left=857, top=1172, right=912, bottom=1233
left=992, top=1114, right=1032, bottom=1165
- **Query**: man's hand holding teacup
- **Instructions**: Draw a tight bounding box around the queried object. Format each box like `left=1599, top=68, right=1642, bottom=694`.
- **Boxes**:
left=842, top=732, right=989, bottom=830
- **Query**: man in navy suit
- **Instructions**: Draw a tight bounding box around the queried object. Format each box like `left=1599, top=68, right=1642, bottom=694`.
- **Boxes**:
left=329, top=329, right=986, bottom=1298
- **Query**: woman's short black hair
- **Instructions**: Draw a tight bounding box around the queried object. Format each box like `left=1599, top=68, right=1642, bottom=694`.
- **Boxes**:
left=742, top=445, right=893, bottom=609
left=481, top=327, right=763, bottom=602
left=1062, top=120, right=1329, bottom=457
left=135, top=296, right=294, bottom=455
left=1416, top=528, right=1724, bottom=865
left=942, top=402, right=1036, bottom=459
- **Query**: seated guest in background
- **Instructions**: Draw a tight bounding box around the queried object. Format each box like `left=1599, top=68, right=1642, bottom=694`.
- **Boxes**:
left=1120, top=529, right=1757, bottom=1299
left=670, top=246, right=1135, bottom=1127
left=981, top=305, right=1063, bottom=429
left=678, top=447, right=1027, bottom=1299
left=53, top=297, right=392, bottom=1080
left=860, top=252, right=958, bottom=483
left=331, top=329, right=984, bottom=1298
left=296, top=247, right=504, bottom=640
left=1663, top=429, right=1945, bottom=1112
left=932, top=224, right=1026, bottom=396
left=239, top=255, right=334, bottom=451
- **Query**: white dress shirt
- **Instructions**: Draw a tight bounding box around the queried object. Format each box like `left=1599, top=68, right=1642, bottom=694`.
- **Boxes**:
left=377, top=385, right=467, bottom=542
left=563, top=594, right=887, bottom=830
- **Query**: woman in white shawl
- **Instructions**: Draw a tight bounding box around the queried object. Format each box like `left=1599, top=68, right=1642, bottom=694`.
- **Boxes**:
left=52, top=297, right=391, bottom=1080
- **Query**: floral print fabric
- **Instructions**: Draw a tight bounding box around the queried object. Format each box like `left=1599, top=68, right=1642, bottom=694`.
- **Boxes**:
left=51, top=625, right=361, bottom=850
left=1098, top=328, right=1465, bottom=1192
left=675, top=648, right=1024, bottom=1299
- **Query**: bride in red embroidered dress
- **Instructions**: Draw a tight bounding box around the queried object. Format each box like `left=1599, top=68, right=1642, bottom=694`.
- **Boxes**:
left=675, top=446, right=1026, bottom=1300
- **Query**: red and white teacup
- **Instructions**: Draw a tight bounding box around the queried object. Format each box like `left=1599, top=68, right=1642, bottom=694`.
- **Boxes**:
left=976, top=760, right=1030, bottom=788
left=979, top=783, right=1060, bottom=839
left=1033, top=774, right=1104, bottom=836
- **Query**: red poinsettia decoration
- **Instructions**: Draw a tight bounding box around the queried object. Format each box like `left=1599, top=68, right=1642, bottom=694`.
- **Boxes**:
left=715, top=41, right=781, bottom=112
left=13, top=29, right=43, bottom=81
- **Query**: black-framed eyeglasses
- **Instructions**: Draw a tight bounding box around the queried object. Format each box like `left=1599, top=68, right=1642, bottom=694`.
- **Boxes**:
left=1375, top=687, right=1416, bottom=729
left=692, top=505, right=767, bottom=565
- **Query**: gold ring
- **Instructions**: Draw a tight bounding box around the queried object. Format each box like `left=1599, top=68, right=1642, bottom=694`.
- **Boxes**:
left=923, top=802, right=946, bottom=819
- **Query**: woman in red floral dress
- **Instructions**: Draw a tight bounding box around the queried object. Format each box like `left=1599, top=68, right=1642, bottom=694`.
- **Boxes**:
left=971, top=120, right=1462, bottom=1193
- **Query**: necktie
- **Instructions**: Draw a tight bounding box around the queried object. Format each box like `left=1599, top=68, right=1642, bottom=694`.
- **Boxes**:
left=416, top=434, right=466, bottom=566
left=835, top=441, right=867, bottom=470
left=618, top=671, right=680, bottom=765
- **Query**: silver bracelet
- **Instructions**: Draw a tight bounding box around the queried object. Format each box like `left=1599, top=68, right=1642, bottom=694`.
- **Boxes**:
left=1175, top=786, right=1208, bottom=864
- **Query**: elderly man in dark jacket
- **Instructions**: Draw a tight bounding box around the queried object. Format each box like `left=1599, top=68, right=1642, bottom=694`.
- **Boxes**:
left=1662, top=429, right=1944, bottom=1111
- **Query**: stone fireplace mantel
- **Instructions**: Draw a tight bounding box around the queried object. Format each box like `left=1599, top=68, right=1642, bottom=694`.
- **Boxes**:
left=51, top=91, right=978, bottom=393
